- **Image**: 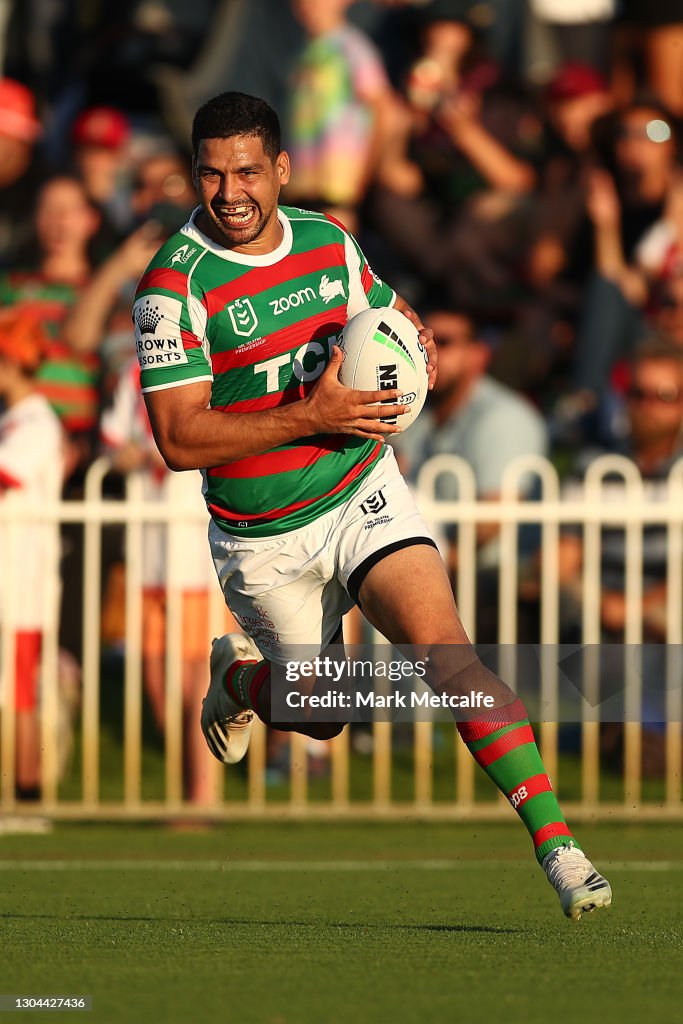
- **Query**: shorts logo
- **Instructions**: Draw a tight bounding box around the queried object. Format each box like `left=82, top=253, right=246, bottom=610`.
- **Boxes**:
left=364, top=514, right=391, bottom=530
left=360, top=488, right=387, bottom=516
left=168, top=244, right=197, bottom=266
left=319, top=274, right=345, bottom=304
left=226, top=297, right=259, bottom=337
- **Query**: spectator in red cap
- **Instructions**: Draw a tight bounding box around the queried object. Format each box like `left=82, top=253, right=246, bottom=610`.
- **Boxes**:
left=545, top=62, right=613, bottom=153
left=72, top=106, right=130, bottom=151
left=0, top=78, right=42, bottom=148
left=71, top=106, right=134, bottom=238
left=0, top=78, right=45, bottom=269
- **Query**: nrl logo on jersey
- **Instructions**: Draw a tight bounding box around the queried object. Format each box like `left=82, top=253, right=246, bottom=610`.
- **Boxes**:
left=319, top=274, right=345, bottom=304
left=226, top=297, right=259, bottom=337
left=167, top=244, right=197, bottom=267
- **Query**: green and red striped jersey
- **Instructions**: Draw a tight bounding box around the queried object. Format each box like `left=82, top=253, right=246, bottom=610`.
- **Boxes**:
left=134, top=205, right=396, bottom=536
left=0, top=272, right=100, bottom=435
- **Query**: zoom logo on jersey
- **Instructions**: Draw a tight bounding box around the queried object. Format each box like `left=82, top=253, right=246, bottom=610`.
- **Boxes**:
left=270, top=286, right=316, bottom=317
left=133, top=295, right=188, bottom=368
left=226, top=297, right=259, bottom=337
left=359, top=488, right=387, bottom=515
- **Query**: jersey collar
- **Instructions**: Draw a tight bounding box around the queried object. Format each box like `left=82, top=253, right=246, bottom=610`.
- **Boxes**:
left=181, top=207, right=293, bottom=266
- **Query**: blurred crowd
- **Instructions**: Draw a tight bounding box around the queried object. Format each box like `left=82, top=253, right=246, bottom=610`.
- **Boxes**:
left=3, top=0, right=683, bottom=798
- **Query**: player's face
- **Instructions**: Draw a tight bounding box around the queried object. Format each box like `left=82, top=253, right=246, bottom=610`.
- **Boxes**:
left=193, top=135, right=290, bottom=254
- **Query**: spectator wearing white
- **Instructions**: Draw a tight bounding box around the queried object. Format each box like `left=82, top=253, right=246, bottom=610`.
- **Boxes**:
left=71, top=106, right=134, bottom=236
left=0, top=307, right=63, bottom=800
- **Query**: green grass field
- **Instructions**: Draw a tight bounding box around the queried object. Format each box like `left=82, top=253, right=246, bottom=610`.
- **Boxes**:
left=1, top=821, right=682, bottom=1024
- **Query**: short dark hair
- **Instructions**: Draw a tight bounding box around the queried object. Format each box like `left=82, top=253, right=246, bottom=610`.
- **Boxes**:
left=191, top=92, right=281, bottom=160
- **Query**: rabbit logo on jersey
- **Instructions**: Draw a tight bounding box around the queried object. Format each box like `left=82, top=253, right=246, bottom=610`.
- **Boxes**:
left=134, top=296, right=188, bottom=368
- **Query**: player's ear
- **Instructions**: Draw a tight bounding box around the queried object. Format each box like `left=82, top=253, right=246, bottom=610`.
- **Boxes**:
left=277, top=151, right=291, bottom=186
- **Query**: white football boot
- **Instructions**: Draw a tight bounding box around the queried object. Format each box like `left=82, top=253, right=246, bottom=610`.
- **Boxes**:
left=201, top=634, right=261, bottom=765
left=542, top=842, right=612, bottom=921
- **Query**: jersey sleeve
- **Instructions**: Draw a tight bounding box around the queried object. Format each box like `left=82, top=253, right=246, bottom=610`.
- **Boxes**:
left=134, top=257, right=213, bottom=394
left=342, top=228, right=396, bottom=317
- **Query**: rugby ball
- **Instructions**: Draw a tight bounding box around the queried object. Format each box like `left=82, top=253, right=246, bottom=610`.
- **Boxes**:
left=337, top=306, right=428, bottom=429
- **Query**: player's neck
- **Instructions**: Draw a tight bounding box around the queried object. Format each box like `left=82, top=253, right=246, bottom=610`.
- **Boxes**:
left=196, top=210, right=284, bottom=256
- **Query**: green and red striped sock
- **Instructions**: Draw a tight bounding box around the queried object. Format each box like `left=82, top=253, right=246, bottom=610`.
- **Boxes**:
left=457, top=698, right=579, bottom=864
left=224, top=659, right=270, bottom=718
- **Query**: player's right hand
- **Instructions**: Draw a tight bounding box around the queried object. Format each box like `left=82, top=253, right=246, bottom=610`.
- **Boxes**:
left=304, top=346, right=407, bottom=441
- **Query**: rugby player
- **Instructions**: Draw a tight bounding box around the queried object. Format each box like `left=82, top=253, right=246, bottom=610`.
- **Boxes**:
left=134, top=91, right=611, bottom=921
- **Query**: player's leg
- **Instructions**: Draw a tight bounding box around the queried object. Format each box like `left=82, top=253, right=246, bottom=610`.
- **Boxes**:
left=355, top=543, right=611, bottom=919
left=201, top=625, right=346, bottom=764
left=202, top=520, right=353, bottom=762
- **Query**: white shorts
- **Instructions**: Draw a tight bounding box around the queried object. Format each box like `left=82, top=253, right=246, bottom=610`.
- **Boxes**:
left=208, top=446, right=436, bottom=664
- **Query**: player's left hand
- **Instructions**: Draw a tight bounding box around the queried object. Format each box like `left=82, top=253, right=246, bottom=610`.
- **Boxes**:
left=397, top=305, right=437, bottom=390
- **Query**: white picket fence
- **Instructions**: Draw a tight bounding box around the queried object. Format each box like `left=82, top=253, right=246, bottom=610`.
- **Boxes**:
left=0, top=453, right=682, bottom=819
